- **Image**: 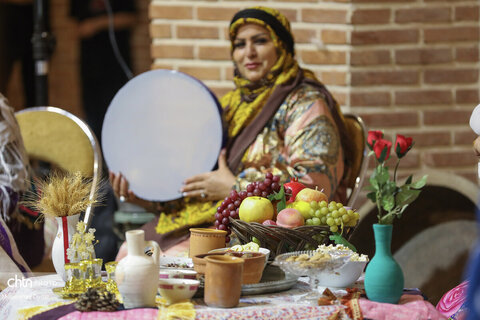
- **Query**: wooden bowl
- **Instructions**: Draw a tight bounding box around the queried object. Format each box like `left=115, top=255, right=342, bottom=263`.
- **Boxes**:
left=193, top=251, right=266, bottom=284
left=209, top=247, right=271, bottom=267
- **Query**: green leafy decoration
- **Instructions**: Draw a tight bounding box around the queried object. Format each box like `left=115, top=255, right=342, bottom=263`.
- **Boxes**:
left=366, top=191, right=377, bottom=203
left=395, top=187, right=421, bottom=207
left=329, top=232, right=357, bottom=252
left=410, top=175, right=427, bottom=189
left=267, top=185, right=286, bottom=213
left=366, top=132, right=427, bottom=225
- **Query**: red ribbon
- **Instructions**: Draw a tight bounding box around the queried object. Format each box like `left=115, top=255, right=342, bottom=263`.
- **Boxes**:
left=62, top=216, right=70, bottom=264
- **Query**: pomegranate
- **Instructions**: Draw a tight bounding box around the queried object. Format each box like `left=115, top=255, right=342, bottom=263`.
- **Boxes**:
left=283, top=177, right=306, bottom=203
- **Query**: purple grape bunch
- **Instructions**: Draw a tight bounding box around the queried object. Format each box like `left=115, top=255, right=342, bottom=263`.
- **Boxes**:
left=215, top=172, right=281, bottom=243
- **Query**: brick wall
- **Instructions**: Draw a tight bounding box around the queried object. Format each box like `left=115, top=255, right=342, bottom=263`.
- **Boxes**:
left=5, top=0, right=478, bottom=198
left=149, top=0, right=480, bottom=199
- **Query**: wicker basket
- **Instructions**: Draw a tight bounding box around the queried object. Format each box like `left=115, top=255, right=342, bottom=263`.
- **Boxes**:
left=229, top=217, right=354, bottom=260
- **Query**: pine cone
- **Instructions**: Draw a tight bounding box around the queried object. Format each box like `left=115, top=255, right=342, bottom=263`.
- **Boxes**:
left=75, top=288, right=119, bottom=312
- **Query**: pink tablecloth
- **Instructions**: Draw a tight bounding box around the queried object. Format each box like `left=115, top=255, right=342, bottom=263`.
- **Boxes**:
left=360, top=294, right=447, bottom=320
left=59, top=309, right=158, bottom=320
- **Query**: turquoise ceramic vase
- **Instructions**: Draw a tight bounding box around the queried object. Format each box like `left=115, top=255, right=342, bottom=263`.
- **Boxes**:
left=364, top=224, right=404, bottom=304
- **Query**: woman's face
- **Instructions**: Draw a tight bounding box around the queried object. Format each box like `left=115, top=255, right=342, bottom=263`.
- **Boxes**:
left=232, top=23, right=278, bottom=83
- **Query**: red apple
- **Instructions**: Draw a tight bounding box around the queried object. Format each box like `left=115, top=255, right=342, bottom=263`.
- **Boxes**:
left=295, top=187, right=328, bottom=203
left=239, top=196, right=274, bottom=223
left=276, top=208, right=305, bottom=228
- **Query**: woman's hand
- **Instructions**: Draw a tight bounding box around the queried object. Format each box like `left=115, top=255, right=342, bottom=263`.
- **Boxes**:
left=181, top=149, right=236, bottom=201
left=109, top=171, right=138, bottom=203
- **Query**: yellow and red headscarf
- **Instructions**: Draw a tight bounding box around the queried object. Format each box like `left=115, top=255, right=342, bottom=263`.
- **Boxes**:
left=221, top=6, right=301, bottom=139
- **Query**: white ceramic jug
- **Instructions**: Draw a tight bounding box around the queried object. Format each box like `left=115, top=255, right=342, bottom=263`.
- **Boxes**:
left=115, top=230, right=160, bottom=308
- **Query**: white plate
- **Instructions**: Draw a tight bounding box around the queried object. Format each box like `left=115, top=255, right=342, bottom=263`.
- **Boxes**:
left=102, top=69, right=223, bottom=201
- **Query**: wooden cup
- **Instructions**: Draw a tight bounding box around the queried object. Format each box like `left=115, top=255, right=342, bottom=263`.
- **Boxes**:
left=204, top=255, right=244, bottom=308
left=189, top=228, right=227, bottom=258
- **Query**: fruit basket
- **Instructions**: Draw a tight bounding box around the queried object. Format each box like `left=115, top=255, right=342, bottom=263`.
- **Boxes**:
left=229, top=218, right=355, bottom=260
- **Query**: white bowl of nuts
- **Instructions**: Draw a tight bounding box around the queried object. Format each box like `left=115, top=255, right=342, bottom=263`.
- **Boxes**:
left=274, top=244, right=368, bottom=288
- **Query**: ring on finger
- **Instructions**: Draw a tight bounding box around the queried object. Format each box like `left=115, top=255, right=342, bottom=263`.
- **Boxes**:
left=201, top=192, right=206, bottom=199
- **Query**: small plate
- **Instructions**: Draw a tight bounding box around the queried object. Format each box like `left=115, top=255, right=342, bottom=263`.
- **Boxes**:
left=241, top=265, right=298, bottom=295
left=193, top=265, right=298, bottom=298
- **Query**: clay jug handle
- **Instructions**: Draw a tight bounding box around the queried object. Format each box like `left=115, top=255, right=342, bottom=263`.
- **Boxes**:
left=146, top=241, right=160, bottom=266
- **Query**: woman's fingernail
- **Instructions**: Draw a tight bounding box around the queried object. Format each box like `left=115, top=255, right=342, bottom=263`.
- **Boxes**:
left=182, top=192, right=188, bottom=197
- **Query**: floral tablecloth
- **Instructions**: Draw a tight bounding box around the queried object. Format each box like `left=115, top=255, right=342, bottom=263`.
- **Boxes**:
left=0, top=274, right=68, bottom=319
left=0, top=274, right=447, bottom=320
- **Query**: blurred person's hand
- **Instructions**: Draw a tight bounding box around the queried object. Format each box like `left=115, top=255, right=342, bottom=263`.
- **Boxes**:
left=474, top=136, right=480, bottom=158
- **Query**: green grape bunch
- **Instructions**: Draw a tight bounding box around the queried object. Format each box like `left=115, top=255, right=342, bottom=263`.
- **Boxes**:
left=303, top=200, right=360, bottom=233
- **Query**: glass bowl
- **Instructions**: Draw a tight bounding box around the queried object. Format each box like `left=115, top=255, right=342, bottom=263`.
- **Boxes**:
left=274, top=249, right=367, bottom=293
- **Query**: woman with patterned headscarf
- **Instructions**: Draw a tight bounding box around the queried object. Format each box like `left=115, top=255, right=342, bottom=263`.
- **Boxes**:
left=111, top=6, right=352, bottom=256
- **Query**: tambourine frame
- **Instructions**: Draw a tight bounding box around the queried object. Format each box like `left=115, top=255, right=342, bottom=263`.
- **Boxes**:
left=102, top=69, right=224, bottom=202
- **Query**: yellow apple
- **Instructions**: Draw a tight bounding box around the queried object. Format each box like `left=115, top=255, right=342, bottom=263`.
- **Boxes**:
left=291, top=200, right=312, bottom=219
left=239, top=196, right=274, bottom=223
left=295, top=187, right=328, bottom=203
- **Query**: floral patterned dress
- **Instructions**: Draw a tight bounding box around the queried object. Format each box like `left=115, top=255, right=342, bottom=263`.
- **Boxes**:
left=234, top=82, right=345, bottom=202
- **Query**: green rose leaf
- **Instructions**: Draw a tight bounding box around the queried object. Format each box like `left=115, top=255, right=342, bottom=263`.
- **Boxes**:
left=369, top=174, right=379, bottom=189
left=329, top=232, right=357, bottom=252
left=399, top=204, right=409, bottom=215
left=404, top=174, right=413, bottom=185
left=379, top=214, right=395, bottom=225
left=366, top=191, right=377, bottom=203
left=410, top=175, right=428, bottom=189
left=395, top=187, right=421, bottom=206
left=381, top=193, right=395, bottom=212
left=268, top=185, right=286, bottom=212
left=383, top=181, right=397, bottom=194
left=365, top=132, right=427, bottom=224
left=375, top=166, right=390, bottom=185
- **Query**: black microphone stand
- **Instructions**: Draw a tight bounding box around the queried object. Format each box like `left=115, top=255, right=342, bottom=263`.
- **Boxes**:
left=31, top=0, right=55, bottom=106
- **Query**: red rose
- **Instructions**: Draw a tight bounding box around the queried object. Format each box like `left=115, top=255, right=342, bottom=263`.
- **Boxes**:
left=373, top=138, right=392, bottom=163
left=394, top=134, right=413, bottom=158
left=367, top=131, right=384, bottom=150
